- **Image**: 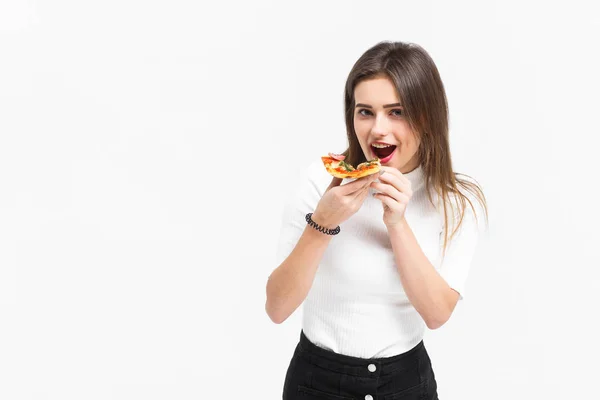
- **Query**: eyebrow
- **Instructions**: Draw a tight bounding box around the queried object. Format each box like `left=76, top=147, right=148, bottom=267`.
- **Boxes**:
left=355, top=103, right=403, bottom=109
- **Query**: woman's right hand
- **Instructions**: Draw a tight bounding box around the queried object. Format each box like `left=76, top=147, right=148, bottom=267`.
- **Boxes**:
left=311, top=172, right=382, bottom=229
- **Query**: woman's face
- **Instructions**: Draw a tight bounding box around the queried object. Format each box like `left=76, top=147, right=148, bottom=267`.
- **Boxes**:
left=353, top=76, right=421, bottom=173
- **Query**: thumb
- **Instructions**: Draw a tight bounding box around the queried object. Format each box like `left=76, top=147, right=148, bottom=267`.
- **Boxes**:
left=326, top=177, right=343, bottom=191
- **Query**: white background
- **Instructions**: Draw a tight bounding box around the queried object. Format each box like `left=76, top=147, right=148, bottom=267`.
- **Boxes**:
left=1, top=0, right=599, bottom=399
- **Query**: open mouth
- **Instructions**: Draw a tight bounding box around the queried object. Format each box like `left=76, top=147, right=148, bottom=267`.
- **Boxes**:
left=371, top=144, right=397, bottom=161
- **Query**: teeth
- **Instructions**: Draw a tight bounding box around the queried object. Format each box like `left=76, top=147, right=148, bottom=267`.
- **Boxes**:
left=372, top=143, right=394, bottom=148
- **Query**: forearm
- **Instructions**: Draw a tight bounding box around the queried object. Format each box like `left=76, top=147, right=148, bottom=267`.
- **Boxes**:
left=265, top=226, right=333, bottom=324
left=388, top=219, right=457, bottom=329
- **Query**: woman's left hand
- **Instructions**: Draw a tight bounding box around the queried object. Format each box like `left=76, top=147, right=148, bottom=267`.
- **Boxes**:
left=370, top=166, right=413, bottom=228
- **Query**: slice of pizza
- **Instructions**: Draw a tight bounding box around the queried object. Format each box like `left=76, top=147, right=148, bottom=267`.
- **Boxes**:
left=321, top=152, right=381, bottom=179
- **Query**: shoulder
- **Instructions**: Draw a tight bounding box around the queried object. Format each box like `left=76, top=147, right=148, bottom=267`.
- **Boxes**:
left=305, top=158, right=330, bottom=182
left=305, top=158, right=333, bottom=192
left=282, top=158, right=331, bottom=204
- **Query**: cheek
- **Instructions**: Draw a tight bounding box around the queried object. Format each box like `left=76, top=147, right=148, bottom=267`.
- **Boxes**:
left=353, top=117, right=364, bottom=130
left=396, top=125, right=417, bottom=145
left=353, top=119, right=368, bottom=138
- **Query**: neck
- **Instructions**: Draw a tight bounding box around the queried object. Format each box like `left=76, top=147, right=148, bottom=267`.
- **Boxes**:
left=400, top=154, right=420, bottom=174
left=402, top=163, right=425, bottom=192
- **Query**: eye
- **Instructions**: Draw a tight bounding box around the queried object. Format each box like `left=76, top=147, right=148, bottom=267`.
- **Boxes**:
left=356, top=108, right=403, bottom=117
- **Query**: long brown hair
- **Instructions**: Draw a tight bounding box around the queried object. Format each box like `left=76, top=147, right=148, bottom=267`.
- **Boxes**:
left=342, top=41, right=488, bottom=258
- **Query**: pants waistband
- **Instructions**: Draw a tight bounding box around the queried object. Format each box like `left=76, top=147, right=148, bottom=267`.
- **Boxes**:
left=297, top=330, right=425, bottom=378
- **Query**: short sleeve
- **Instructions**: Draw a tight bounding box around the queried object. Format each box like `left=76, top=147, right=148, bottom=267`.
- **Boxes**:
left=274, top=160, right=330, bottom=267
left=437, top=192, right=487, bottom=300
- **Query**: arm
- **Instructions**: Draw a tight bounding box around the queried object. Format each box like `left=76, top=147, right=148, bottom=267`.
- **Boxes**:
left=388, top=219, right=459, bottom=330
left=372, top=167, right=484, bottom=329
left=266, top=162, right=377, bottom=325
left=265, top=225, right=333, bottom=324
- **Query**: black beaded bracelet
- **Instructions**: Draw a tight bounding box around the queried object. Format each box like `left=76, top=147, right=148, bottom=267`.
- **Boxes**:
left=305, top=213, right=341, bottom=235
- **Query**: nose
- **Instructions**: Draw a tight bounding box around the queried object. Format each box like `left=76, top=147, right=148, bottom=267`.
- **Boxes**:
left=371, top=113, right=389, bottom=136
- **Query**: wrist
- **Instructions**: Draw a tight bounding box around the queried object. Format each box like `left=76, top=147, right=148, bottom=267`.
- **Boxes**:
left=386, top=217, right=409, bottom=232
left=310, top=212, right=337, bottom=230
left=306, top=212, right=340, bottom=236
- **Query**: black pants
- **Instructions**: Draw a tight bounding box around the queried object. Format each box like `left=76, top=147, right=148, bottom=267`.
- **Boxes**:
left=282, top=330, right=438, bottom=400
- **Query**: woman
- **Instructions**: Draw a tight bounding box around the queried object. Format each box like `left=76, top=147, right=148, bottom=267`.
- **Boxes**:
left=266, top=41, right=488, bottom=400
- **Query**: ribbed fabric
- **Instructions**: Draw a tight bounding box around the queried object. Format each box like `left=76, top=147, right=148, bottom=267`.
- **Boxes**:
left=275, top=159, right=485, bottom=358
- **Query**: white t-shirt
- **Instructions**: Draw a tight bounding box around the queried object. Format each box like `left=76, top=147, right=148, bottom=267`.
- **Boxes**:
left=275, top=159, right=486, bottom=358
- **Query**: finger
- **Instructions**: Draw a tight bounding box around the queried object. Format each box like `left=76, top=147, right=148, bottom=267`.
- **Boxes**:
left=373, top=193, right=407, bottom=212
left=373, top=192, right=406, bottom=210
left=340, top=173, right=381, bottom=196
left=379, top=166, right=410, bottom=186
left=371, top=182, right=410, bottom=204
left=354, top=185, right=371, bottom=204
left=349, top=174, right=381, bottom=197
left=352, top=184, right=373, bottom=211
left=377, top=172, right=412, bottom=196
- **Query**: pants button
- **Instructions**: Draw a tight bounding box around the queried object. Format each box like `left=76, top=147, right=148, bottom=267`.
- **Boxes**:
left=367, top=363, right=377, bottom=372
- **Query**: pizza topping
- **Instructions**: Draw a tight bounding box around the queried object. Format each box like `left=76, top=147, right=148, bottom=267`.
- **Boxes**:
left=338, top=160, right=355, bottom=171
left=328, top=152, right=346, bottom=161
left=357, top=158, right=381, bottom=170
left=357, top=160, right=376, bottom=169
